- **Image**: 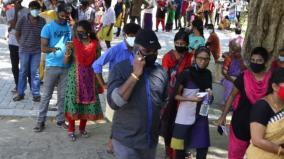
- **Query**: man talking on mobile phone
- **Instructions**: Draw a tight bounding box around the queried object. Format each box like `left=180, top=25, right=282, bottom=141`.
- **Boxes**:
left=107, top=29, right=168, bottom=159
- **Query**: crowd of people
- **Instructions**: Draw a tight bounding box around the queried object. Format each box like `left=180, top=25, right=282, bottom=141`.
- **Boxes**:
left=1, top=0, right=284, bottom=159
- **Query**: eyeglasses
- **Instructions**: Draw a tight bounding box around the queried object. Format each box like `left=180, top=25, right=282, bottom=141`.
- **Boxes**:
left=196, top=56, right=210, bottom=62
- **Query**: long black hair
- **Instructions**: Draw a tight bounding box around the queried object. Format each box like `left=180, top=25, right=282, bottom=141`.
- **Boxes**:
left=192, top=18, right=204, bottom=38
left=75, top=20, right=97, bottom=40
left=267, top=68, right=284, bottom=95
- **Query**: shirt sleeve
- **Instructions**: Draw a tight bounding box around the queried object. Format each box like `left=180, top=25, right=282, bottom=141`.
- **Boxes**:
left=92, top=48, right=114, bottom=73
left=40, top=24, right=50, bottom=39
left=250, top=100, right=274, bottom=126
left=162, top=53, right=171, bottom=70
left=107, top=63, right=128, bottom=110
left=15, top=16, right=25, bottom=32
left=177, top=70, right=189, bottom=87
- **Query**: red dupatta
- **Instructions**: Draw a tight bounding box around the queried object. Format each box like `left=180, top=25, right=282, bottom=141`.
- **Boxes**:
left=244, top=70, right=271, bottom=104
left=73, top=38, right=97, bottom=67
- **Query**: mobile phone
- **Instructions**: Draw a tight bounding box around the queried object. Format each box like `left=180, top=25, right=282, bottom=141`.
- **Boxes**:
left=217, top=125, right=228, bottom=136
left=217, top=126, right=223, bottom=135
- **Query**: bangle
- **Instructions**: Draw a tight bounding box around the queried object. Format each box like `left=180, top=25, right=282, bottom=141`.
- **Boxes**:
left=278, top=146, right=282, bottom=156
left=131, top=73, right=139, bottom=80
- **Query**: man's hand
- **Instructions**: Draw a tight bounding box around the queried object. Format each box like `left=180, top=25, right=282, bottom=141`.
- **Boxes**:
left=132, top=54, right=145, bottom=77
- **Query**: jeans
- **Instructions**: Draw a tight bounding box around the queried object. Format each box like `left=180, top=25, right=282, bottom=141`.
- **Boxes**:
left=112, top=139, right=156, bottom=159
left=37, top=67, right=68, bottom=123
left=18, top=52, right=41, bottom=97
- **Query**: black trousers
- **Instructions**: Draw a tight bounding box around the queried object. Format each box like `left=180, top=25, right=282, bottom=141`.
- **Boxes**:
left=130, top=16, right=141, bottom=25
left=176, top=148, right=208, bottom=159
left=9, top=45, right=19, bottom=88
left=8, top=45, right=31, bottom=89
left=204, top=11, right=209, bottom=26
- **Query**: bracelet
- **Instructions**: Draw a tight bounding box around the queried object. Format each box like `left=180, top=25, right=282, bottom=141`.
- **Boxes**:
left=131, top=73, right=139, bottom=81
left=278, top=146, right=282, bottom=156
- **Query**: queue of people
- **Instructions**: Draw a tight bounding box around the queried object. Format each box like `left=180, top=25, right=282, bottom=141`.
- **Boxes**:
left=2, top=0, right=284, bottom=159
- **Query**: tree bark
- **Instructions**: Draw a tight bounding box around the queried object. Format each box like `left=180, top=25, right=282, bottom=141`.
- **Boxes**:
left=243, top=0, right=284, bottom=60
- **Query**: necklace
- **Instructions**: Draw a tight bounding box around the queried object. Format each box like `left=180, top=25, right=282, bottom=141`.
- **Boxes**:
left=269, top=95, right=284, bottom=112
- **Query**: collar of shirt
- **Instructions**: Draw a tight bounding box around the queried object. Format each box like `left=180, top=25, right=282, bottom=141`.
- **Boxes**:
left=121, top=41, right=134, bottom=65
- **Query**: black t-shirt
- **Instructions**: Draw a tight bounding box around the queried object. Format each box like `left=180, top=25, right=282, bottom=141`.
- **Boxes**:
left=250, top=100, right=275, bottom=126
left=231, top=73, right=253, bottom=141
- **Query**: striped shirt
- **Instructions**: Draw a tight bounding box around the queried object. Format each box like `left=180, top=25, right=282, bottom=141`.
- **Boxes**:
left=15, top=14, right=46, bottom=53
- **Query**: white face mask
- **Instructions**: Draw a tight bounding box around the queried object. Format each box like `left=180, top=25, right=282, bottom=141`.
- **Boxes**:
left=126, top=37, right=135, bottom=47
left=30, top=9, right=40, bottom=17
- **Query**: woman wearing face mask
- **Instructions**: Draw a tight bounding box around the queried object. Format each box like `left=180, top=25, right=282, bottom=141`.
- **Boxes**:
left=246, top=68, right=284, bottom=159
left=171, top=46, right=213, bottom=159
left=64, top=20, right=104, bottom=142
left=217, top=47, right=272, bottom=159
left=160, top=28, right=193, bottom=159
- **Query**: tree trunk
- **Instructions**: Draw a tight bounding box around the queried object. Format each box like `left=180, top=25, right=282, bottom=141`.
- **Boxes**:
left=243, top=0, right=284, bottom=60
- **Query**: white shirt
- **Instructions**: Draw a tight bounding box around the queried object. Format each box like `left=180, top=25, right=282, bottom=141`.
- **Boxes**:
left=190, top=1, right=197, bottom=13
left=102, top=7, right=115, bottom=26
left=144, top=0, right=155, bottom=14
left=78, top=7, right=95, bottom=21
left=6, top=7, right=29, bottom=46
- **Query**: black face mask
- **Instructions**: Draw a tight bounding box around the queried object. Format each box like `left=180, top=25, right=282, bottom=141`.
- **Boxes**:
left=250, top=62, right=266, bottom=73
left=175, top=46, right=188, bottom=54
left=77, top=32, right=89, bottom=40
left=58, top=18, right=67, bottom=25
left=145, top=54, right=157, bottom=67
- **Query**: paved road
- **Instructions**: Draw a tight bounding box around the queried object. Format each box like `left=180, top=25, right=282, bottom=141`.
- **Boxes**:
left=0, top=28, right=235, bottom=158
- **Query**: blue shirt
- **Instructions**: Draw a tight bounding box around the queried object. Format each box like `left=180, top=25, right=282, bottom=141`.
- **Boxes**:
left=92, top=41, right=134, bottom=73
left=41, top=20, right=72, bottom=67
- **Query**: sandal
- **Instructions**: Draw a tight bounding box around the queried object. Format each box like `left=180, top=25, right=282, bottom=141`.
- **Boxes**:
left=13, top=95, right=24, bottom=101
left=68, top=133, right=76, bottom=142
left=80, top=131, right=89, bottom=138
left=33, top=96, right=41, bottom=102
left=185, top=152, right=192, bottom=159
left=33, top=122, right=45, bottom=133
left=106, top=139, right=114, bottom=154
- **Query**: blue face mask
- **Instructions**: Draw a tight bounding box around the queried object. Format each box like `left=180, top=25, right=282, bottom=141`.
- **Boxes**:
left=279, top=56, right=284, bottom=62
left=30, top=9, right=40, bottom=17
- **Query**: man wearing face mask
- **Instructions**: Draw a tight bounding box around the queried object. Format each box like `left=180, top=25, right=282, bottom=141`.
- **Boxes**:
left=107, top=29, right=168, bottom=159
left=93, top=23, right=141, bottom=89
left=271, top=49, right=284, bottom=69
left=33, top=3, right=72, bottom=132
left=13, top=1, right=46, bottom=102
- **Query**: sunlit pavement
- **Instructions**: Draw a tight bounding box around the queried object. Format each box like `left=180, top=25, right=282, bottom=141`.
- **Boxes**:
left=0, top=26, right=235, bottom=158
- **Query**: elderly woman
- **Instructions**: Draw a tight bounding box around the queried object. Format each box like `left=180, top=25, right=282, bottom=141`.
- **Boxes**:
left=246, top=68, right=284, bottom=158
left=221, top=37, right=246, bottom=105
